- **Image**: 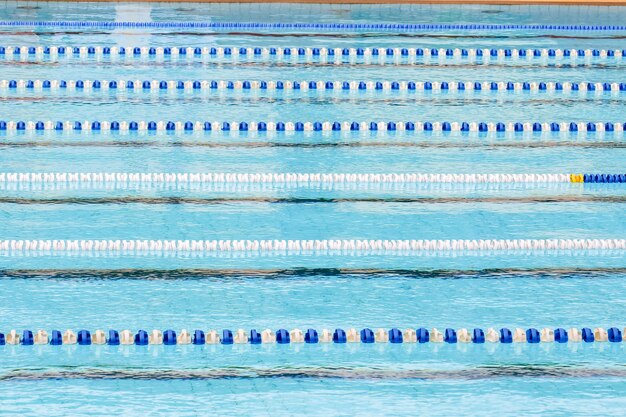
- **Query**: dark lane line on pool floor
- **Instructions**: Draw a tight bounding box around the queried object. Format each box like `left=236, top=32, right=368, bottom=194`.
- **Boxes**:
left=3, top=31, right=626, bottom=40
left=2, top=61, right=621, bottom=71
left=1, top=267, right=624, bottom=280
left=1, top=142, right=625, bottom=149
left=2, top=366, right=626, bottom=381
left=0, top=196, right=625, bottom=205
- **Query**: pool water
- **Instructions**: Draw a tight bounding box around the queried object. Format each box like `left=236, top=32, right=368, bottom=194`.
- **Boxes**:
left=0, top=2, right=625, bottom=415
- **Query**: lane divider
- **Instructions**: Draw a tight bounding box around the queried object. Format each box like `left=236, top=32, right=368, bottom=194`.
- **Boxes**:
left=0, top=182, right=601, bottom=192
left=1, top=120, right=624, bottom=134
left=0, top=21, right=624, bottom=31
left=0, top=239, right=624, bottom=253
left=1, top=327, right=624, bottom=345
left=2, top=79, right=624, bottom=94
left=0, top=173, right=623, bottom=184
left=2, top=46, right=625, bottom=62
left=0, top=173, right=624, bottom=184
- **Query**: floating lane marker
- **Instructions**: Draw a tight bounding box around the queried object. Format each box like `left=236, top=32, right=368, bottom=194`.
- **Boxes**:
left=0, top=182, right=603, bottom=193
left=1, top=327, right=624, bottom=345
left=0, top=120, right=624, bottom=134
left=0, top=239, right=624, bottom=254
left=1, top=46, right=625, bottom=62
left=0, top=21, right=624, bottom=31
left=0, top=173, right=623, bottom=184
left=1, top=79, right=624, bottom=95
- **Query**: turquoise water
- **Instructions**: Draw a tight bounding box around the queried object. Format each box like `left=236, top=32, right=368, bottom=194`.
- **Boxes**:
left=5, top=377, right=626, bottom=416
left=1, top=2, right=626, bottom=415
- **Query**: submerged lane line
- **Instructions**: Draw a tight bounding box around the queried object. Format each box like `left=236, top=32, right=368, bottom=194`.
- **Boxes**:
left=0, top=196, right=625, bottom=205
left=2, top=366, right=626, bottom=381
left=1, top=32, right=623, bottom=41
left=1, top=267, right=624, bottom=280
left=1, top=142, right=626, bottom=149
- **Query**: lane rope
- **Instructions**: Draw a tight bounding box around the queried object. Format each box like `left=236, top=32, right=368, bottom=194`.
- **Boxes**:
left=0, top=182, right=601, bottom=192
left=0, top=173, right=624, bottom=184
left=0, top=21, right=624, bottom=31
left=0, top=239, right=624, bottom=254
left=2, top=46, right=624, bottom=62
left=2, top=79, right=625, bottom=94
left=1, top=120, right=624, bottom=134
left=1, top=327, right=624, bottom=345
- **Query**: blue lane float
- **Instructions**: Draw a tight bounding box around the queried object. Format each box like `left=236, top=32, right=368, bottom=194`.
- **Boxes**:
left=192, top=330, right=205, bottom=345
left=500, top=328, right=513, bottom=343
left=135, top=330, right=149, bottom=346
left=361, top=328, right=375, bottom=343
left=389, top=328, right=403, bottom=343
left=333, top=329, right=347, bottom=343
left=276, top=329, right=290, bottom=344
left=163, top=330, right=177, bottom=345
left=221, top=329, right=234, bottom=345
left=21, top=330, right=34, bottom=345
left=108, top=330, right=120, bottom=345
left=50, top=330, right=63, bottom=346
left=0, top=327, right=622, bottom=345
left=473, top=328, right=485, bottom=343
left=77, top=330, right=91, bottom=345
left=305, top=329, right=319, bottom=344
left=554, top=328, right=568, bottom=343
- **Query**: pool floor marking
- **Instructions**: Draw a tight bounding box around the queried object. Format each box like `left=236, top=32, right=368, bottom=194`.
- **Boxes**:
left=2, top=46, right=625, bottom=62
left=2, top=195, right=625, bottom=205
left=1, top=142, right=626, bottom=150
left=3, top=79, right=625, bottom=94
left=2, top=267, right=625, bottom=279
left=0, top=239, right=624, bottom=253
left=1, top=173, right=624, bottom=184
left=0, top=327, right=624, bottom=345
left=3, top=367, right=626, bottom=381
left=1, top=120, right=624, bottom=134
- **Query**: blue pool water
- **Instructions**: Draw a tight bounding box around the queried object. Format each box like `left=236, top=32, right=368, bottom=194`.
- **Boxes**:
left=0, top=2, right=625, bottom=415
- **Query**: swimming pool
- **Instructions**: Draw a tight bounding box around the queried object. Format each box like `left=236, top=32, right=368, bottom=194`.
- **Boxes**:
left=0, top=2, right=625, bottom=415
